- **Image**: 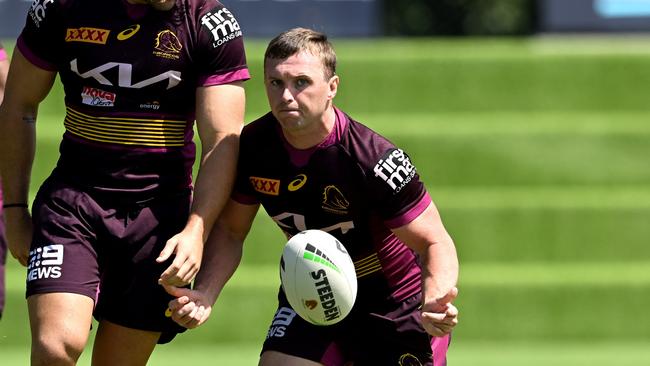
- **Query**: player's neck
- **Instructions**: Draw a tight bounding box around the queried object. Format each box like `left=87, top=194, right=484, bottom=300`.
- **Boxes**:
left=283, top=107, right=336, bottom=150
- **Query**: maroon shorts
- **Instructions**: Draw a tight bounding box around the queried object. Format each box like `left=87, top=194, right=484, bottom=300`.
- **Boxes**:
left=0, top=208, right=6, bottom=319
left=262, top=289, right=451, bottom=366
left=26, top=178, right=191, bottom=343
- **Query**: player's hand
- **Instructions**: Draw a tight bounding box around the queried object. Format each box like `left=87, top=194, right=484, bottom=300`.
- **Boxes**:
left=4, top=207, right=33, bottom=266
left=420, top=287, right=459, bottom=337
left=163, top=284, right=212, bottom=329
left=157, top=228, right=203, bottom=287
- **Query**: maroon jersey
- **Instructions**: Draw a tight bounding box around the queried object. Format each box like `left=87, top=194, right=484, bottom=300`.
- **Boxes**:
left=234, top=107, right=432, bottom=306
left=18, top=0, right=249, bottom=199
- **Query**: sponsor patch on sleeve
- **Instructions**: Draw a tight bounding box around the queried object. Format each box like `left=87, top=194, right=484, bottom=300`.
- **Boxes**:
left=372, top=148, right=417, bottom=193
left=199, top=7, right=243, bottom=48
left=29, top=0, right=56, bottom=28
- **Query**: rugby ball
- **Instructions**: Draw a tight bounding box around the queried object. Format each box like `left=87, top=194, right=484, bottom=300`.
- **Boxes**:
left=280, top=230, right=357, bottom=326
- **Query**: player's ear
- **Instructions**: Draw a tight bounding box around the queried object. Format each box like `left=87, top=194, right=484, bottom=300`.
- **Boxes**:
left=328, top=75, right=339, bottom=100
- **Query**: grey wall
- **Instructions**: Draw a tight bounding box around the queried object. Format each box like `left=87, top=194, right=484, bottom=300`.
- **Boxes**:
left=0, top=0, right=32, bottom=38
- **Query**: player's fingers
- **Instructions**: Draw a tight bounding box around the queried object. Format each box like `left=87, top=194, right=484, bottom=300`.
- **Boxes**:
left=167, top=296, right=190, bottom=312
left=162, top=284, right=191, bottom=298
left=175, top=304, right=205, bottom=329
left=422, top=316, right=456, bottom=336
left=446, top=303, right=459, bottom=318
left=14, top=254, right=28, bottom=267
left=421, top=321, right=447, bottom=337
left=157, top=237, right=179, bottom=263
left=199, top=307, right=211, bottom=325
left=172, top=302, right=197, bottom=321
left=172, top=261, right=198, bottom=285
left=159, top=256, right=184, bottom=285
left=421, top=311, right=447, bottom=323
left=436, top=287, right=459, bottom=305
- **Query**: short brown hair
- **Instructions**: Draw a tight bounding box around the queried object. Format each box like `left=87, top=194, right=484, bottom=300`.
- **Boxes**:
left=264, top=28, right=337, bottom=79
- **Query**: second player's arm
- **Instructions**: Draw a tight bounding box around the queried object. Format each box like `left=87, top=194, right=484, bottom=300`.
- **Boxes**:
left=392, top=201, right=460, bottom=336
left=0, top=48, right=56, bottom=266
left=158, top=82, right=246, bottom=285
left=165, top=199, right=259, bottom=328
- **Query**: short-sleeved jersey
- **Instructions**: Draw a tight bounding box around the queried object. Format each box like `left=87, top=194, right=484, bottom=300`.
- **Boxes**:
left=17, top=0, right=249, bottom=200
left=234, top=108, right=432, bottom=306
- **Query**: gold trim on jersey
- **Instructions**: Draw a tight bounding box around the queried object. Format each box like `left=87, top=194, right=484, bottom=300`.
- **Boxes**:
left=354, top=253, right=382, bottom=278
left=64, top=107, right=186, bottom=147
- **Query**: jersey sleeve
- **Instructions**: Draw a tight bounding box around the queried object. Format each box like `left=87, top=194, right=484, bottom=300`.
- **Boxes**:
left=16, top=0, right=66, bottom=71
left=367, top=147, right=431, bottom=229
left=194, top=0, right=250, bottom=87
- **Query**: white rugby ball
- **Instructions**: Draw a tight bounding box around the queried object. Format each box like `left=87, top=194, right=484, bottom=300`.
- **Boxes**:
left=280, top=229, right=357, bottom=326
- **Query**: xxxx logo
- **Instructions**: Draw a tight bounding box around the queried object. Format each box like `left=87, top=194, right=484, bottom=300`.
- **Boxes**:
left=250, top=176, right=280, bottom=196
left=66, top=27, right=110, bottom=45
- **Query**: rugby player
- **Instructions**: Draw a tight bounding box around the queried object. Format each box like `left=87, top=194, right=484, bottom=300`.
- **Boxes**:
left=0, top=41, right=9, bottom=320
left=166, top=28, right=459, bottom=366
left=0, top=0, right=248, bottom=364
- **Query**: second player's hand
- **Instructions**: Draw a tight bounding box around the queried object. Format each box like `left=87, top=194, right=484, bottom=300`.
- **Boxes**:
left=163, top=284, right=213, bottom=329
left=420, top=287, right=459, bottom=337
left=157, top=228, right=203, bottom=286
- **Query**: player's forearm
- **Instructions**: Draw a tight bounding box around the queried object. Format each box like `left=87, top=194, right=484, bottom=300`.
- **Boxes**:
left=185, top=133, right=240, bottom=241
left=421, top=236, right=459, bottom=305
left=193, top=225, right=244, bottom=304
left=186, top=83, right=244, bottom=241
left=0, top=105, right=37, bottom=204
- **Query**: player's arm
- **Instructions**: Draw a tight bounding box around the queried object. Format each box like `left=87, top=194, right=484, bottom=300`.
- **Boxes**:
left=0, top=51, right=9, bottom=105
left=0, top=48, right=56, bottom=266
left=392, top=201, right=459, bottom=337
left=158, top=82, right=245, bottom=286
left=164, top=198, right=259, bottom=329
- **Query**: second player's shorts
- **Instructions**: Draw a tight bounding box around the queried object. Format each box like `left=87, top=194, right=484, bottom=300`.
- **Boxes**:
left=262, top=289, right=451, bottom=366
left=26, top=177, right=191, bottom=343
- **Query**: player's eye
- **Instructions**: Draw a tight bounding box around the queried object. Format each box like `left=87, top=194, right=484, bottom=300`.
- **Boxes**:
left=269, top=79, right=283, bottom=88
left=295, top=78, right=309, bottom=88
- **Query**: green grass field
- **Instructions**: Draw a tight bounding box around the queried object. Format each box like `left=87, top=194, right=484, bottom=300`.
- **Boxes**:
left=2, top=36, right=650, bottom=364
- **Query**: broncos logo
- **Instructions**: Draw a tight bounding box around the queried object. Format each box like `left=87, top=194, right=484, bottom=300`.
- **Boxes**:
left=398, top=353, right=423, bottom=366
left=321, top=185, right=349, bottom=215
left=153, top=30, right=182, bottom=59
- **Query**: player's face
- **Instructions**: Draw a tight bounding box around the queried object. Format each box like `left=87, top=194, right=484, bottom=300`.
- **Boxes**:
left=264, top=51, right=339, bottom=138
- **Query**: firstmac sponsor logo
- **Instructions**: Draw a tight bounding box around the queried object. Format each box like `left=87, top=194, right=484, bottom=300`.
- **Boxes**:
left=29, top=0, right=55, bottom=28
left=250, top=176, right=280, bottom=196
left=200, top=7, right=242, bottom=48
left=373, top=148, right=416, bottom=193
left=27, top=244, right=64, bottom=281
left=81, top=86, right=116, bottom=107
left=66, top=27, right=110, bottom=45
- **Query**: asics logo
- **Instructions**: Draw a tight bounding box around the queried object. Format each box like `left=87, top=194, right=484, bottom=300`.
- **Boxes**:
left=117, top=24, right=141, bottom=41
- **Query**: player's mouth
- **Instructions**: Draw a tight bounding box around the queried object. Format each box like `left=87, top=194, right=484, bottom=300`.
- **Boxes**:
left=278, top=108, right=301, bottom=115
